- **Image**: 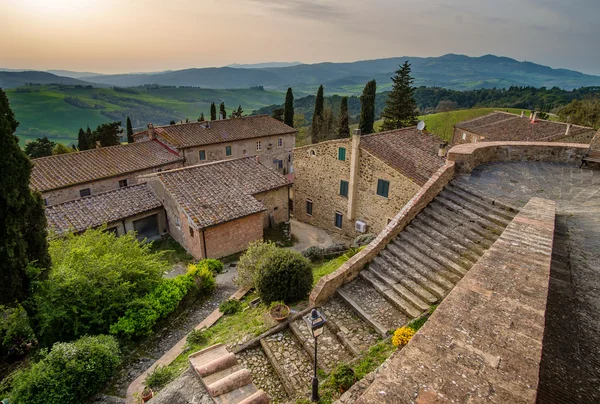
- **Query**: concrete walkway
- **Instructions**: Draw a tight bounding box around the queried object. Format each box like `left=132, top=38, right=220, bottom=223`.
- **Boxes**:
left=289, top=218, right=338, bottom=252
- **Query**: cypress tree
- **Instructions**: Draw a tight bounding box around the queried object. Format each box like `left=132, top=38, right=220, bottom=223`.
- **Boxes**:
left=86, top=126, right=95, bottom=148
left=126, top=116, right=134, bottom=143
left=210, top=103, right=217, bottom=120
left=220, top=102, right=227, bottom=119
left=0, top=88, right=50, bottom=304
left=311, top=85, right=324, bottom=143
left=284, top=87, right=294, bottom=127
left=198, top=112, right=205, bottom=121
left=338, top=96, right=350, bottom=138
left=77, top=127, right=87, bottom=150
left=359, top=80, right=377, bottom=135
left=381, top=61, right=419, bottom=131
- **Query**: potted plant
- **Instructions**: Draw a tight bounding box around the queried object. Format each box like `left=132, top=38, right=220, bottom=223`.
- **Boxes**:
left=269, top=301, right=290, bottom=322
left=141, top=386, right=153, bottom=402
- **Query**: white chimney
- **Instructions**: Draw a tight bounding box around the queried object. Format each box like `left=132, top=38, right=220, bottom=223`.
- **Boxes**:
left=520, top=111, right=525, bottom=118
left=438, top=142, right=449, bottom=157
left=531, top=112, right=538, bottom=122
left=565, top=123, right=571, bottom=136
left=219, top=113, right=223, bottom=120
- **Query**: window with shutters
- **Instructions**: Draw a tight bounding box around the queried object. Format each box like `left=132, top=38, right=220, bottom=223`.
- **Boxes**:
left=257, top=141, right=262, bottom=151
left=376, top=179, right=390, bottom=198
left=225, top=145, right=232, bottom=156
left=335, top=211, right=343, bottom=229
left=339, top=180, right=349, bottom=197
left=199, top=150, right=206, bottom=160
left=306, top=199, right=313, bottom=216
left=338, top=147, right=346, bottom=161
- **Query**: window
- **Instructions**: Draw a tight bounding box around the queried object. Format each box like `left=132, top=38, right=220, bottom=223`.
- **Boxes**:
left=257, top=141, right=262, bottom=151
left=339, top=180, right=349, bottom=197
left=338, top=147, right=346, bottom=161
left=119, top=179, right=128, bottom=188
left=189, top=226, right=194, bottom=237
left=225, top=145, right=232, bottom=156
left=79, top=188, right=91, bottom=197
left=105, top=227, right=119, bottom=236
left=276, top=160, right=283, bottom=170
left=278, top=138, right=283, bottom=147
left=335, top=211, right=343, bottom=229
left=462, top=133, right=467, bottom=140
left=306, top=199, right=313, bottom=216
left=199, top=150, right=206, bottom=161
left=44, top=198, right=48, bottom=206
left=377, top=179, right=390, bottom=198
left=310, top=149, right=316, bottom=157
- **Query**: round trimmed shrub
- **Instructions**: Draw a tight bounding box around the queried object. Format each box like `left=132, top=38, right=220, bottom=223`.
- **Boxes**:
left=255, top=249, right=313, bottom=304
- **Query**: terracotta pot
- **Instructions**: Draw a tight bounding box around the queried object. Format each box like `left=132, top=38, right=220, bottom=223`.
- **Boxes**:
left=141, top=388, right=153, bottom=402
left=269, top=304, right=290, bottom=322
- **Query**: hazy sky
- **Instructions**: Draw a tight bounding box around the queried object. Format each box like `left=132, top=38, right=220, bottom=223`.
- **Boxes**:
left=1, top=0, right=599, bottom=75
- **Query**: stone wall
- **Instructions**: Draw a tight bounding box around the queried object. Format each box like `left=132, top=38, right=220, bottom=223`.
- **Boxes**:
left=353, top=197, right=556, bottom=403
left=204, top=212, right=264, bottom=259
left=559, top=130, right=596, bottom=144
left=293, top=139, right=420, bottom=238
left=254, top=186, right=290, bottom=227
left=41, top=161, right=183, bottom=206
left=591, top=130, right=600, bottom=150
left=181, top=133, right=295, bottom=174
left=309, top=162, right=456, bottom=305
left=447, top=141, right=589, bottom=174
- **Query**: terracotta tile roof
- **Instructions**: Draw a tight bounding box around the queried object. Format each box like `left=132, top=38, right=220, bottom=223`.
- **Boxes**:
left=360, top=127, right=446, bottom=186
left=148, top=157, right=290, bottom=228
left=455, top=111, right=594, bottom=142
left=31, top=140, right=183, bottom=192
left=45, top=184, right=162, bottom=235
left=135, top=115, right=296, bottom=148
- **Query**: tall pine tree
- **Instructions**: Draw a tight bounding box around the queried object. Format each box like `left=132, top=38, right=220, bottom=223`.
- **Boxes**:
left=198, top=112, right=205, bottom=121
left=94, top=122, right=123, bottom=147
left=219, top=102, right=227, bottom=119
left=0, top=88, right=50, bottom=304
left=284, top=87, right=294, bottom=127
left=210, top=103, right=217, bottom=120
left=359, top=80, right=377, bottom=135
left=381, top=61, right=419, bottom=131
left=337, top=96, right=350, bottom=138
left=77, top=128, right=88, bottom=150
left=311, top=85, right=325, bottom=143
left=126, top=116, right=134, bottom=143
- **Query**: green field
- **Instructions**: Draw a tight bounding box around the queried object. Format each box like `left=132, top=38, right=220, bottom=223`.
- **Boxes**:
left=351, top=108, right=559, bottom=141
left=7, top=85, right=287, bottom=145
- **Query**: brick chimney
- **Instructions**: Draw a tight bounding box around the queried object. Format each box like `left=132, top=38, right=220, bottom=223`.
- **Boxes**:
left=147, top=123, right=155, bottom=140
left=347, top=129, right=361, bottom=220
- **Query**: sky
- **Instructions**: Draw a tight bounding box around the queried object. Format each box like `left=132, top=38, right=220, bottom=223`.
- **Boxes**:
left=1, top=0, right=599, bottom=75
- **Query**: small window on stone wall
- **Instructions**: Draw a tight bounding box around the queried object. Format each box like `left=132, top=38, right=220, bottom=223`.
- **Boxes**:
left=462, top=133, right=467, bottom=140
left=79, top=188, right=91, bottom=197
left=306, top=199, right=313, bottom=216
left=310, top=149, right=316, bottom=157
left=189, top=226, right=194, bottom=237
left=119, top=179, right=128, bottom=188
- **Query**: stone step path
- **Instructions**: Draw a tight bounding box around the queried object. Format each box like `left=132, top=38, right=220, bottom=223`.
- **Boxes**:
left=237, top=347, right=288, bottom=403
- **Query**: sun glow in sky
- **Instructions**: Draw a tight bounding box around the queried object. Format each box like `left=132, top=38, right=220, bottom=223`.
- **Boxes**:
left=1, top=0, right=599, bottom=75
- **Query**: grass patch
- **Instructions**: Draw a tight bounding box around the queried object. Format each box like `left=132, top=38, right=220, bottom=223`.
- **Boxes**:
left=312, top=247, right=364, bottom=286
left=353, top=339, right=396, bottom=379
left=149, top=235, right=194, bottom=267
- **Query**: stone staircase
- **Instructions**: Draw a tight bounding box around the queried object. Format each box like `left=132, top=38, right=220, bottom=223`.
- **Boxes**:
left=233, top=179, right=519, bottom=403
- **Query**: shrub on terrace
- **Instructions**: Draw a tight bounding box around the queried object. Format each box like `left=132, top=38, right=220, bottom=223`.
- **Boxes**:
left=235, top=240, right=278, bottom=288
left=9, top=335, right=120, bottom=404
left=254, top=248, right=313, bottom=304
left=199, top=258, right=224, bottom=275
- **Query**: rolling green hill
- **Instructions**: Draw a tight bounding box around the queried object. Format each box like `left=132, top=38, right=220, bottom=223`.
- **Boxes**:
left=7, top=85, right=288, bottom=145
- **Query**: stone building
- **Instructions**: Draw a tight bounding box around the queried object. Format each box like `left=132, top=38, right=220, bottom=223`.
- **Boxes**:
left=142, top=157, right=291, bottom=259
left=293, top=128, right=445, bottom=237
left=452, top=110, right=596, bottom=145
left=132, top=115, right=296, bottom=174
left=31, top=140, right=184, bottom=206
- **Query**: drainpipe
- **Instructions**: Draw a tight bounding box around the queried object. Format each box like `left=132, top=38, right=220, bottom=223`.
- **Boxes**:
left=347, top=129, right=361, bottom=220
left=201, top=228, right=208, bottom=259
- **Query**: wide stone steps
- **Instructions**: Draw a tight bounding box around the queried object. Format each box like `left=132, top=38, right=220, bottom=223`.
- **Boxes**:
left=445, top=184, right=515, bottom=221
left=371, top=257, right=439, bottom=305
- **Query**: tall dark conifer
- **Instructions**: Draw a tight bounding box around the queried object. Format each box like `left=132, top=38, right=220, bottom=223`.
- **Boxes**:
left=0, top=88, right=50, bottom=304
left=199, top=112, right=205, bottom=121
left=359, top=80, right=377, bottom=135
left=284, top=88, right=294, bottom=127
left=126, top=116, right=134, bottom=143
left=381, top=61, right=419, bottom=131
left=337, top=96, right=350, bottom=138
left=94, top=122, right=123, bottom=147
left=77, top=128, right=87, bottom=150
left=210, top=103, right=217, bottom=120
left=311, top=85, right=324, bottom=143
left=219, top=102, right=227, bottom=119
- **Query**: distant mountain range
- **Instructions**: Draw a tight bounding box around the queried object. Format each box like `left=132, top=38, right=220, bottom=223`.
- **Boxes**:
left=226, top=62, right=302, bottom=69
left=2, top=54, right=600, bottom=92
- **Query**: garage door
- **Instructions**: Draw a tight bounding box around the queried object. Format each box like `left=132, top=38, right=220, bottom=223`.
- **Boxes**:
left=133, top=214, right=159, bottom=241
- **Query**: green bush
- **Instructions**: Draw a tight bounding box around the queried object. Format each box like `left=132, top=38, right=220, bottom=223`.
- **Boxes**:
left=219, top=299, right=242, bottom=315
left=199, top=258, right=224, bottom=275
left=186, top=329, right=209, bottom=345
left=187, top=262, right=217, bottom=294
left=109, top=274, right=198, bottom=338
left=330, top=364, right=356, bottom=393
left=34, top=228, right=168, bottom=345
left=255, top=248, right=313, bottom=304
left=0, top=304, right=36, bottom=358
left=236, top=241, right=278, bottom=288
left=144, top=365, right=177, bottom=390
left=9, top=335, right=120, bottom=404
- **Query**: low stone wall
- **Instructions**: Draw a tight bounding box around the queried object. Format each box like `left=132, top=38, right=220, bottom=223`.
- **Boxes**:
left=353, top=197, right=556, bottom=403
left=309, top=162, right=456, bottom=305
left=447, top=141, right=588, bottom=174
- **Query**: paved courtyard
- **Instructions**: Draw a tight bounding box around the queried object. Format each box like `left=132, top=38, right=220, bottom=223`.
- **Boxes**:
left=457, top=161, right=600, bottom=403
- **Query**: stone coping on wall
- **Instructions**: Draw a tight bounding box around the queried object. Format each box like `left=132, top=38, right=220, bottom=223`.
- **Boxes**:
left=352, top=197, right=556, bottom=403
left=447, top=141, right=589, bottom=173
left=309, top=161, right=456, bottom=306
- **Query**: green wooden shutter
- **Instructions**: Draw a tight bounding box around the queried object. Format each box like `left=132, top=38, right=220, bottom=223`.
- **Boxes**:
left=377, top=179, right=390, bottom=197
left=338, top=147, right=346, bottom=161
left=340, top=180, right=349, bottom=197
left=226, top=146, right=232, bottom=156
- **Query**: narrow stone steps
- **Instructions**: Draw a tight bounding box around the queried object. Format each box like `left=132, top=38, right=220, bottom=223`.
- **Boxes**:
left=431, top=198, right=504, bottom=241
left=360, top=270, right=423, bottom=318
left=393, top=233, right=463, bottom=284
left=445, top=184, right=515, bottom=221
left=378, top=249, right=447, bottom=299
left=368, top=262, right=431, bottom=311
left=402, top=226, right=472, bottom=275
left=449, top=180, right=519, bottom=212
left=371, top=257, right=439, bottom=305
left=338, top=278, right=410, bottom=335
left=237, top=347, right=289, bottom=403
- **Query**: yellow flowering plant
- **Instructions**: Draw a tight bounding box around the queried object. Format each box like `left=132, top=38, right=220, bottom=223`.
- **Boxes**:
left=392, top=326, right=415, bottom=347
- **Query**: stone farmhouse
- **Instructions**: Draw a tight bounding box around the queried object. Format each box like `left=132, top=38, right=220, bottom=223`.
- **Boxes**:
left=293, top=127, right=446, bottom=237
left=452, top=110, right=595, bottom=145
left=45, top=157, right=291, bottom=259
left=132, top=115, right=296, bottom=173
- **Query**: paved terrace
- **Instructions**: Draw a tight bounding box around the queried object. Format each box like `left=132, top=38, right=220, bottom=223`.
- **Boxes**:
left=354, top=160, right=600, bottom=403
